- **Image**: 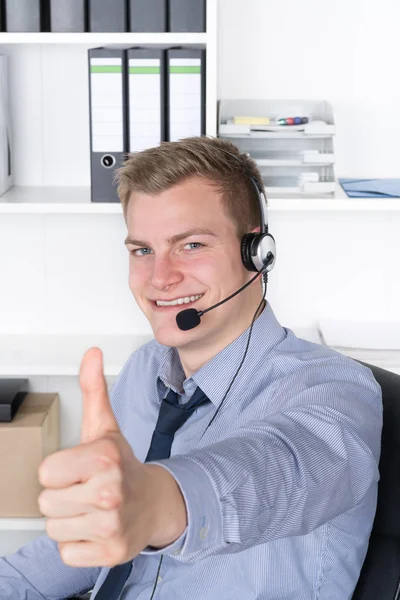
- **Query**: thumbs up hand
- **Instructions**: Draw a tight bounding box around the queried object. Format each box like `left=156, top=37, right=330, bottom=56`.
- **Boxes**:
left=38, top=348, right=187, bottom=568
left=79, top=346, right=121, bottom=445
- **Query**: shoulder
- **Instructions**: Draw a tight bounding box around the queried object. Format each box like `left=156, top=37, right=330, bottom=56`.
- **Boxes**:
left=113, top=337, right=164, bottom=385
left=263, top=328, right=382, bottom=413
left=108, top=338, right=166, bottom=430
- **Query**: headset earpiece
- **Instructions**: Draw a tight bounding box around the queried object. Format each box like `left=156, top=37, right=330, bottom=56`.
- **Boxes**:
left=241, top=233, right=259, bottom=271
left=237, top=169, right=276, bottom=273
left=241, top=232, right=276, bottom=273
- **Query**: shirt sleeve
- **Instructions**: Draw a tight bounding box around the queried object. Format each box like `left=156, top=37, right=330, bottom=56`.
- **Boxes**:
left=0, top=534, right=100, bottom=600
left=140, top=526, right=188, bottom=557
left=147, top=368, right=382, bottom=563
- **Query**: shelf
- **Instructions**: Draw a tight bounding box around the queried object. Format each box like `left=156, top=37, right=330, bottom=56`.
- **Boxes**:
left=268, top=197, right=400, bottom=210
left=220, top=132, right=334, bottom=140
left=1, top=185, right=399, bottom=213
left=0, top=187, right=123, bottom=214
left=0, top=518, right=46, bottom=531
left=256, top=160, right=334, bottom=167
left=0, top=334, right=153, bottom=376
left=0, top=32, right=209, bottom=45
left=265, top=179, right=336, bottom=195
left=1, top=331, right=398, bottom=378
left=331, top=348, right=400, bottom=375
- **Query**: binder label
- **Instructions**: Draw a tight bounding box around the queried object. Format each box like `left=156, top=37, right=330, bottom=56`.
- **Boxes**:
left=169, top=58, right=202, bottom=142
left=90, top=58, right=124, bottom=153
left=129, top=58, right=162, bottom=152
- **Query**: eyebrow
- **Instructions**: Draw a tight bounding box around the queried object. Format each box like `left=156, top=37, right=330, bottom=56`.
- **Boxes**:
left=124, top=227, right=218, bottom=247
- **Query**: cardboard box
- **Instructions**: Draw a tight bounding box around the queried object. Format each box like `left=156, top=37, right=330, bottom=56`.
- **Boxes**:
left=0, top=393, right=60, bottom=517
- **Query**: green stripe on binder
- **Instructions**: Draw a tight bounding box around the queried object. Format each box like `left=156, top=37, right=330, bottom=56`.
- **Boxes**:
left=129, top=66, right=160, bottom=74
left=170, top=66, right=201, bottom=73
left=91, top=66, right=122, bottom=73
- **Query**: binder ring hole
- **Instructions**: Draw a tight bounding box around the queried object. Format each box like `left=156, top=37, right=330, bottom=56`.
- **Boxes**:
left=101, top=154, right=116, bottom=169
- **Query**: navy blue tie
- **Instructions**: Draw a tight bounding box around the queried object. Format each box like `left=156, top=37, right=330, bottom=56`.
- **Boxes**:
left=94, top=386, right=210, bottom=600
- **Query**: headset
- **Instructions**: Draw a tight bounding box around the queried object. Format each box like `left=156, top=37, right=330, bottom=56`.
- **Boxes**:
left=240, top=173, right=276, bottom=273
left=175, top=151, right=277, bottom=331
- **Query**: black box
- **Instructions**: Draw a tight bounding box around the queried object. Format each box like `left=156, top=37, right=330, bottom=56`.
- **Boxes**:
left=0, top=379, right=28, bottom=422
left=169, top=0, right=206, bottom=32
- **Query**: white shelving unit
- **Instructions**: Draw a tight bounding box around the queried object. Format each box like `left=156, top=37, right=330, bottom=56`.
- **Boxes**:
left=0, top=518, right=46, bottom=531
left=0, top=1, right=218, bottom=556
left=0, top=33, right=209, bottom=45
left=1, top=0, right=399, bottom=558
left=0, top=0, right=217, bottom=194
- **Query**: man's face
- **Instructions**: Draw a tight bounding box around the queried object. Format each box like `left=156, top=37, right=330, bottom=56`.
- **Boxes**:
left=125, top=176, right=259, bottom=354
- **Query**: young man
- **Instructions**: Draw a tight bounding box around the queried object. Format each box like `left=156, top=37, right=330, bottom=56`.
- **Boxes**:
left=0, top=137, right=382, bottom=599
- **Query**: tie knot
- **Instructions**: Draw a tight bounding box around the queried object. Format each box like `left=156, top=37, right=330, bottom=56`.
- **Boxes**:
left=165, top=385, right=208, bottom=408
left=145, top=385, right=211, bottom=462
left=160, top=386, right=210, bottom=433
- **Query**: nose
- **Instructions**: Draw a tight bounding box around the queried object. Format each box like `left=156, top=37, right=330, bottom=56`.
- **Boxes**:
left=150, top=254, right=183, bottom=291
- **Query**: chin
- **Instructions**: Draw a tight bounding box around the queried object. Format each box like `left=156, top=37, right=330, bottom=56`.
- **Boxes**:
left=152, top=322, right=199, bottom=348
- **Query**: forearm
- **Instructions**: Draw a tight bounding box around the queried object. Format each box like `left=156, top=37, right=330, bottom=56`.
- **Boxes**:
left=144, top=463, right=188, bottom=548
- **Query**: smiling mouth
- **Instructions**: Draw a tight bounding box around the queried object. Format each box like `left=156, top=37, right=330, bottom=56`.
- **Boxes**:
left=153, top=294, right=204, bottom=308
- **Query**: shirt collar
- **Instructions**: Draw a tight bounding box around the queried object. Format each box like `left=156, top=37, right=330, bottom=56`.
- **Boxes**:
left=156, top=301, right=286, bottom=406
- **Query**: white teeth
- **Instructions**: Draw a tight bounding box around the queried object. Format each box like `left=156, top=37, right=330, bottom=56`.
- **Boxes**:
left=156, top=294, right=203, bottom=307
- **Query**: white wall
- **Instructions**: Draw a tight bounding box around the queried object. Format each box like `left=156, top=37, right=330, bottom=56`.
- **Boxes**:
left=218, top=0, right=400, bottom=178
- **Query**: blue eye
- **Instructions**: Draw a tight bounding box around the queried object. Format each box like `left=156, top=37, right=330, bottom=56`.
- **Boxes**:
left=132, top=247, right=152, bottom=256
left=185, top=242, right=204, bottom=250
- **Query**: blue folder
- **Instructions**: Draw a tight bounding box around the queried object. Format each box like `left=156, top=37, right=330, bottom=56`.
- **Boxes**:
left=339, top=178, right=400, bottom=198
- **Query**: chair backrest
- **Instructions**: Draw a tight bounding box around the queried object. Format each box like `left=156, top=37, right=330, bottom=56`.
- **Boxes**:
left=352, top=362, right=400, bottom=600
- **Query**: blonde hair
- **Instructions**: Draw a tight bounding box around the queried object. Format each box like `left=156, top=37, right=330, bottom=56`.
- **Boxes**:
left=116, top=136, right=265, bottom=237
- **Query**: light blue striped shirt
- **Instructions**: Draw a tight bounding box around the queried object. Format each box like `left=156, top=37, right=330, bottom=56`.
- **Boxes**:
left=0, top=302, right=382, bottom=599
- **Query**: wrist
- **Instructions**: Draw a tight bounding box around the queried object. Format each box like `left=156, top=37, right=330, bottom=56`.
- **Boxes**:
left=144, top=463, right=187, bottom=548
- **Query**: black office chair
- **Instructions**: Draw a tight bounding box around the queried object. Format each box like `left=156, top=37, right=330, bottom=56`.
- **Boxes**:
left=352, top=362, right=400, bottom=599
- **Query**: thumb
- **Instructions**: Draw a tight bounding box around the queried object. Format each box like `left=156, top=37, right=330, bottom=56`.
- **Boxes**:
left=79, top=347, right=120, bottom=444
